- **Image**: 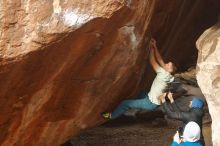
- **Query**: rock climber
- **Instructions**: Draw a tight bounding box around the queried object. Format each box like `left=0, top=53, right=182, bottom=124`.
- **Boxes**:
left=101, top=38, right=176, bottom=119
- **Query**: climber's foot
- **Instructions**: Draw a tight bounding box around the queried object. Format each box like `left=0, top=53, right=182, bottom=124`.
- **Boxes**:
left=101, top=112, right=112, bottom=120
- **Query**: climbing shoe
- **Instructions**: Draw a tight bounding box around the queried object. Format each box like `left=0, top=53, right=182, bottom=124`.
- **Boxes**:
left=101, top=112, right=112, bottom=119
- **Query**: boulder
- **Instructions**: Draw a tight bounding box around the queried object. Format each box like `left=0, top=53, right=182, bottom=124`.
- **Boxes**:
left=196, top=21, right=220, bottom=146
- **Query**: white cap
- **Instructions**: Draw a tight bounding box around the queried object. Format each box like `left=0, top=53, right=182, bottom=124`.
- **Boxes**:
left=183, top=121, right=201, bottom=142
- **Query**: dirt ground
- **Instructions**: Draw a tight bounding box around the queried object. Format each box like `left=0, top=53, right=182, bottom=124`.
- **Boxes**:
left=62, top=110, right=211, bottom=146
left=62, top=114, right=176, bottom=146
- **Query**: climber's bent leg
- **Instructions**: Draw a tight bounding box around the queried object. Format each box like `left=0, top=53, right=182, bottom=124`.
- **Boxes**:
left=111, top=92, right=158, bottom=119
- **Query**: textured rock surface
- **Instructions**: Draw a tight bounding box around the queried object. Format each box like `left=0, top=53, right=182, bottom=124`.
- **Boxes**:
left=196, top=21, right=220, bottom=146
left=0, top=0, right=219, bottom=146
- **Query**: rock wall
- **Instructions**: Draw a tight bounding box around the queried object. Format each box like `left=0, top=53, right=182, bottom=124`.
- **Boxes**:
left=196, top=21, right=220, bottom=146
left=0, top=0, right=219, bottom=146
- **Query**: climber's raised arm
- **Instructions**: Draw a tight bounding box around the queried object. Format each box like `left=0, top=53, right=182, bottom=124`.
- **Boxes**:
left=149, top=44, right=160, bottom=72
left=151, top=39, right=165, bottom=68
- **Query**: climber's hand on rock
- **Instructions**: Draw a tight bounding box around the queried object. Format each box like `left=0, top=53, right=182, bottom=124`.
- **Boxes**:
left=149, top=41, right=154, bottom=50
left=150, top=38, right=157, bottom=48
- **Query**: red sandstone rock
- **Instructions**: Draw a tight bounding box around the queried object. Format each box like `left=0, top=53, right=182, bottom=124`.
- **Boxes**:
left=196, top=21, right=220, bottom=146
left=0, top=0, right=219, bottom=146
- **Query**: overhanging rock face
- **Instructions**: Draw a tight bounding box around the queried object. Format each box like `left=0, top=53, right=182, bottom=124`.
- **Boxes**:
left=196, top=22, right=220, bottom=146
left=0, top=0, right=219, bottom=146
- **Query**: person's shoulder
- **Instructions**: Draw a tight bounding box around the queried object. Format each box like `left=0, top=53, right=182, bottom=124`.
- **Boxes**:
left=156, top=66, right=165, bottom=73
left=156, top=67, right=173, bottom=77
left=180, top=141, right=202, bottom=146
left=194, top=142, right=203, bottom=146
left=171, top=141, right=179, bottom=146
